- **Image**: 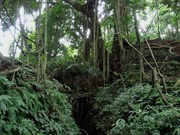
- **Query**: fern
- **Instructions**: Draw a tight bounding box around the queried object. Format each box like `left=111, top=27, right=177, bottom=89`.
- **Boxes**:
left=0, top=75, right=79, bottom=135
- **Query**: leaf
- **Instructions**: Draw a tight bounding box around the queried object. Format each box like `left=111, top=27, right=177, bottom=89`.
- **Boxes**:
left=0, top=95, right=13, bottom=104
left=0, top=102, right=7, bottom=114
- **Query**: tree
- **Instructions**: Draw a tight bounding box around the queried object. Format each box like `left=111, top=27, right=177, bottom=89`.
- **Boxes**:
left=62, top=0, right=107, bottom=70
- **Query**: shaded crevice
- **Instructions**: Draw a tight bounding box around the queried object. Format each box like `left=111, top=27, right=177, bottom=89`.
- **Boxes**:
left=72, top=97, right=98, bottom=135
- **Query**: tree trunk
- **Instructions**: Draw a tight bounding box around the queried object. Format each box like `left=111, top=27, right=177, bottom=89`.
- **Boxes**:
left=111, top=0, right=126, bottom=73
left=175, top=11, right=179, bottom=40
left=36, top=2, right=42, bottom=82
left=43, top=0, right=48, bottom=79
left=114, top=0, right=125, bottom=64
left=19, top=9, right=28, bottom=61
left=157, top=12, right=161, bottom=39
left=93, top=0, right=98, bottom=67
left=133, top=9, right=144, bottom=83
left=111, top=0, right=125, bottom=73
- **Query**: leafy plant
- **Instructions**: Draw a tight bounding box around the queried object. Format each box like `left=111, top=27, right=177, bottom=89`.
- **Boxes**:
left=0, top=74, right=79, bottom=135
left=93, top=83, right=180, bottom=134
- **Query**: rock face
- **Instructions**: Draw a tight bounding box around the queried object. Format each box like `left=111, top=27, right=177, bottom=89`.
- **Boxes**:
left=0, top=60, right=11, bottom=70
left=0, top=53, right=11, bottom=70
left=0, top=53, right=21, bottom=70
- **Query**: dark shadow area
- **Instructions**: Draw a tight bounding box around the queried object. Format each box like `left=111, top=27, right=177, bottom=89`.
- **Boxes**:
left=72, top=97, right=98, bottom=135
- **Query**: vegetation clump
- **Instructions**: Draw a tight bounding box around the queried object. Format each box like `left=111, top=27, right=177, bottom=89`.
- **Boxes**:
left=93, top=83, right=180, bottom=135
left=0, top=72, right=79, bottom=135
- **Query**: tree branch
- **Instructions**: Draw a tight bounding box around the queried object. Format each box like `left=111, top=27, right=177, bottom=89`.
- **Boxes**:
left=2, top=3, right=36, bottom=44
left=63, top=0, right=83, bottom=11
left=0, top=66, right=21, bottom=75
left=63, top=0, right=93, bottom=18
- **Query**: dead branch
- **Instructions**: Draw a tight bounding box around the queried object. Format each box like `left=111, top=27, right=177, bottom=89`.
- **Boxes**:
left=0, top=66, right=22, bottom=75
left=145, top=38, right=167, bottom=93
left=153, top=68, right=176, bottom=111
left=119, top=32, right=154, bottom=70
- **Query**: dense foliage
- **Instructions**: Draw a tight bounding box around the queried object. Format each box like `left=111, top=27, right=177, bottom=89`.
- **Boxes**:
left=0, top=0, right=179, bottom=134
left=93, top=84, right=180, bottom=135
left=0, top=74, right=79, bottom=135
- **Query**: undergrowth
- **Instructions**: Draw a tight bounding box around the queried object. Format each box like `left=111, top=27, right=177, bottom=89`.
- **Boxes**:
left=0, top=74, right=79, bottom=135
left=93, top=83, right=180, bottom=135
